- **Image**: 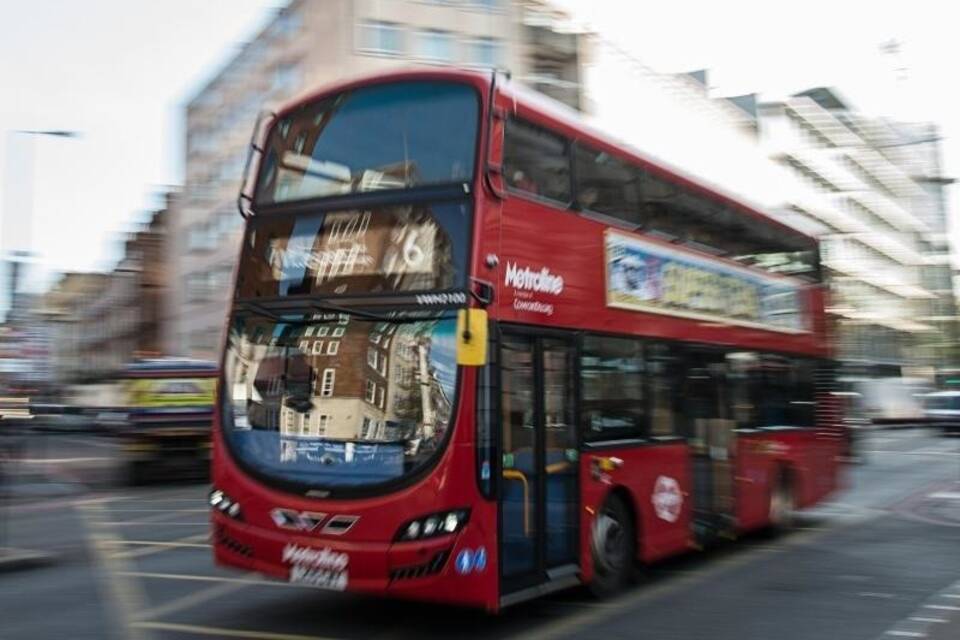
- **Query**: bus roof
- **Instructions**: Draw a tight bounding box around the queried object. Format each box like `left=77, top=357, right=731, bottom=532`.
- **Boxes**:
left=269, top=68, right=816, bottom=247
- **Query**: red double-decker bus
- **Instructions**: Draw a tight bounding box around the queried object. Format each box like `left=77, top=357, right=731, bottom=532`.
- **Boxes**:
left=212, top=68, right=843, bottom=611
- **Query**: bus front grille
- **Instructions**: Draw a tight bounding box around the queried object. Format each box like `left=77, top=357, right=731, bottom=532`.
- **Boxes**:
left=389, top=550, right=450, bottom=582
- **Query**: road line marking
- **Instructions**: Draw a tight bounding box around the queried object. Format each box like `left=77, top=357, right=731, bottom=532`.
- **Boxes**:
left=94, top=521, right=208, bottom=527
left=59, top=436, right=121, bottom=449
left=885, top=632, right=925, bottom=638
left=136, top=577, right=253, bottom=621
left=18, top=457, right=112, bottom=464
left=103, top=539, right=210, bottom=549
left=910, top=617, right=947, bottom=624
left=923, top=604, right=960, bottom=611
left=103, top=508, right=209, bottom=525
left=942, top=594, right=960, bottom=599
left=928, top=492, right=960, bottom=500
left=103, top=508, right=208, bottom=513
left=509, top=511, right=885, bottom=640
left=116, top=571, right=302, bottom=589
left=77, top=502, right=151, bottom=640
left=859, top=592, right=896, bottom=599
left=133, top=622, right=336, bottom=640
left=109, top=535, right=212, bottom=559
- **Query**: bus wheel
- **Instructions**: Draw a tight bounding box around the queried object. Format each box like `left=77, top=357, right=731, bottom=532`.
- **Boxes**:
left=589, top=494, right=634, bottom=597
left=768, top=470, right=795, bottom=531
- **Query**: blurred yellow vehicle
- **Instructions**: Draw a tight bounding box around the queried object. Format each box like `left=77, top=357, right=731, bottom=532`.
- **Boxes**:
left=116, top=358, right=218, bottom=484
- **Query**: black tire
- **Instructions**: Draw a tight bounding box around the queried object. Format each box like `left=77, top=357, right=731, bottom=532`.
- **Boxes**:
left=768, top=470, right=795, bottom=532
left=588, top=494, right=635, bottom=598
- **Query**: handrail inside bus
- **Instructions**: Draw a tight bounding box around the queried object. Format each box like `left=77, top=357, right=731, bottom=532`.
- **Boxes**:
left=502, top=469, right=530, bottom=536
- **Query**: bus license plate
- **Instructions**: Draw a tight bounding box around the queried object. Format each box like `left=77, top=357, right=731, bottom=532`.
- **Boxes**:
left=283, top=544, right=349, bottom=591
left=288, top=564, right=348, bottom=590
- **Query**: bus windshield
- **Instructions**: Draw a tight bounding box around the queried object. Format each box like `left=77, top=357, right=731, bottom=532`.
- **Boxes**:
left=234, top=201, right=470, bottom=299
left=221, top=313, right=458, bottom=492
left=254, top=81, right=479, bottom=205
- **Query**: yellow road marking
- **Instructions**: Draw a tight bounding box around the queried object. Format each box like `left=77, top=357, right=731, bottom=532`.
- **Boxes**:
left=117, top=571, right=301, bottom=589
left=94, top=521, right=208, bottom=526
left=133, top=622, right=336, bottom=640
left=108, top=534, right=212, bottom=559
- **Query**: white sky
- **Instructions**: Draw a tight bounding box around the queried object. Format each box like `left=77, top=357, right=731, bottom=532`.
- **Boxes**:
left=1, top=0, right=958, bottom=294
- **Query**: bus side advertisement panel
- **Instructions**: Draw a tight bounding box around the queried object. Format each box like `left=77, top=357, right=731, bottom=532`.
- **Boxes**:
left=495, top=199, right=824, bottom=356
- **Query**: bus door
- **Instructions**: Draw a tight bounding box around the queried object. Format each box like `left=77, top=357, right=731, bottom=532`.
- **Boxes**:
left=499, top=332, right=579, bottom=597
left=681, top=349, right=735, bottom=540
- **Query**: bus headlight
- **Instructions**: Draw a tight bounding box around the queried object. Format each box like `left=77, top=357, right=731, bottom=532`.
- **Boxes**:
left=396, top=509, right=469, bottom=541
left=209, top=488, right=243, bottom=521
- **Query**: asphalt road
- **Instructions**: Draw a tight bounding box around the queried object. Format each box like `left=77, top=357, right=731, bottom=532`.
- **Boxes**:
left=1, top=427, right=958, bottom=640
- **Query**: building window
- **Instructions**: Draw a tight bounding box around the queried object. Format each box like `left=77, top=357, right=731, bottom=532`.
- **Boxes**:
left=326, top=340, right=339, bottom=355
left=312, top=341, right=324, bottom=355
left=272, top=61, right=301, bottom=95
left=365, top=380, right=377, bottom=404
left=466, top=37, right=502, bottom=67
left=318, top=326, right=329, bottom=337
left=377, top=386, right=385, bottom=409
left=186, top=272, right=210, bottom=302
left=317, top=414, right=329, bottom=435
left=301, top=412, right=311, bottom=435
left=275, top=9, right=302, bottom=38
left=361, top=416, right=373, bottom=439
left=358, top=20, right=404, bottom=55
left=320, top=369, right=335, bottom=397
left=367, top=348, right=379, bottom=369
left=332, top=327, right=345, bottom=337
left=416, top=29, right=454, bottom=61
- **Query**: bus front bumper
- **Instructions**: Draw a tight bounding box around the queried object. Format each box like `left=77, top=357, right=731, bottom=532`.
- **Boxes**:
left=211, top=513, right=495, bottom=607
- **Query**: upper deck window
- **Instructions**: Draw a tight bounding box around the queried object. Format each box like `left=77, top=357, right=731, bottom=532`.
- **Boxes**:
left=575, top=145, right=642, bottom=225
left=501, top=120, right=820, bottom=283
left=255, top=81, right=479, bottom=205
left=503, top=119, right=571, bottom=204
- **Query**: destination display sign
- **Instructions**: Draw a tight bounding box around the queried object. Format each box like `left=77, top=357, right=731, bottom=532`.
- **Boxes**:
left=604, top=230, right=809, bottom=333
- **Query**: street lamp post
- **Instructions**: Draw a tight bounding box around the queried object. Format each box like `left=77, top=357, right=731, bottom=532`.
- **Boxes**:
left=1, top=129, right=81, bottom=321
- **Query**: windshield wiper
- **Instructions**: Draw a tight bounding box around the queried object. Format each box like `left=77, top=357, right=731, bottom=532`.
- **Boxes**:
left=310, top=300, right=394, bottom=322
left=235, top=298, right=452, bottom=324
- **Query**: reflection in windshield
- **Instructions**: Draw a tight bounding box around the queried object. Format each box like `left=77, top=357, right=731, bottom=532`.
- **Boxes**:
left=235, top=201, right=469, bottom=299
left=255, top=81, right=479, bottom=205
left=222, top=314, right=458, bottom=489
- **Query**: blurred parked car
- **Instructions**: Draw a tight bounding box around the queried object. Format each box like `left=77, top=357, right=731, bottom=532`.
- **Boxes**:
left=923, top=391, right=960, bottom=435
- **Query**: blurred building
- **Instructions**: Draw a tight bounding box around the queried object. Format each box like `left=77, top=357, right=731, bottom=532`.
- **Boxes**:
left=577, top=50, right=956, bottom=379
left=758, top=88, right=956, bottom=376
left=46, top=198, right=173, bottom=385
left=170, top=0, right=586, bottom=359
left=38, top=272, right=109, bottom=387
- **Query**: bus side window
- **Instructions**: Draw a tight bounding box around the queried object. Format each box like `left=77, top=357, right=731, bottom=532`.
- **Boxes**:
left=580, top=335, right=645, bottom=442
left=503, top=118, right=571, bottom=204
left=726, top=351, right=759, bottom=430
left=573, top=144, right=643, bottom=227
left=647, top=343, right=679, bottom=438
